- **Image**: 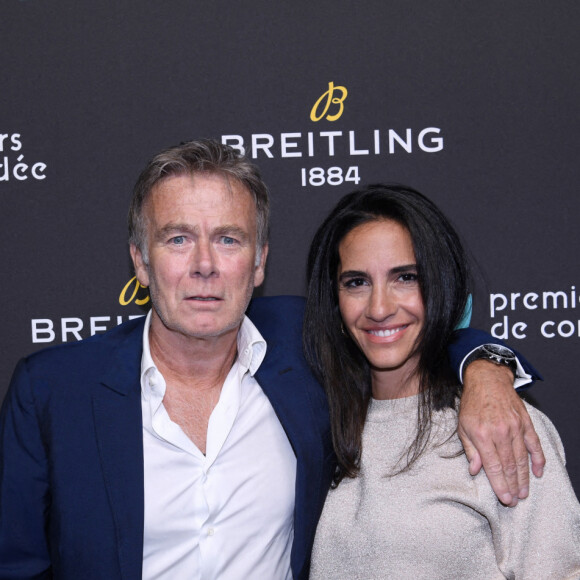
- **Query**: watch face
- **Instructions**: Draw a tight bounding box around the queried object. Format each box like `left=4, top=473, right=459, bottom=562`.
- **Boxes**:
left=484, top=344, right=515, bottom=360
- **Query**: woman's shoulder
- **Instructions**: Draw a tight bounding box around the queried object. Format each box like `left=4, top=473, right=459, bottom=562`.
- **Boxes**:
left=522, top=400, right=567, bottom=464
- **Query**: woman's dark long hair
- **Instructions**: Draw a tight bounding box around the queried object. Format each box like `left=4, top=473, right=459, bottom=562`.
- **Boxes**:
left=304, top=184, right=471, bottom=485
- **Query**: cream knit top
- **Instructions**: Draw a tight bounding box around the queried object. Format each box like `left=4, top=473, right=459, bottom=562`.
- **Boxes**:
left=311, top=396, right=580, bottom=579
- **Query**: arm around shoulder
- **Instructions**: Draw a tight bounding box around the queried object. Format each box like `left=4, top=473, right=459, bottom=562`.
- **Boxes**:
left=0, top=358, right=52, bottom=579
left=451, top=328, right=546, bottom=506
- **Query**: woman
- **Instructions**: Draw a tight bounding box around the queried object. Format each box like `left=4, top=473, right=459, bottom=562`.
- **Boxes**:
left=305, top=184, right=580, bottom=579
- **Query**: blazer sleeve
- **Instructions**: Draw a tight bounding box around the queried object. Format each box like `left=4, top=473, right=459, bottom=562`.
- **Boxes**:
left=448, top=328, right=542, bottom=387
left=0, top=358, right=52, bottom=579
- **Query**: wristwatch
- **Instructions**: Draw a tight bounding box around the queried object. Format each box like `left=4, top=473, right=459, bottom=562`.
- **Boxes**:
left=464, top=344, right=517, bottom=378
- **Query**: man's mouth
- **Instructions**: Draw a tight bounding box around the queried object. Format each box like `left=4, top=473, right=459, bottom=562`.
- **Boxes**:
left=189, top=296, right=220, bottom=301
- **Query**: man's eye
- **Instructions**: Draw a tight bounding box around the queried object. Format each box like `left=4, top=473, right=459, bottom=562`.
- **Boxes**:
left=221, top=236, right=236, bottom=245
left=170, top=236, right=185, bottom=245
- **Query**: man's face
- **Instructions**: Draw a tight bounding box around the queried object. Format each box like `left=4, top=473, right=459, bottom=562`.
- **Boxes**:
left=131, top=172, right=267, bottom=345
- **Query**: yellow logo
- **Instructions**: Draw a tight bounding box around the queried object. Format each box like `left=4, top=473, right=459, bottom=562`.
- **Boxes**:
left=119, top=276, right=150, bottom=306
left=310, top=82, right=348, bottom=122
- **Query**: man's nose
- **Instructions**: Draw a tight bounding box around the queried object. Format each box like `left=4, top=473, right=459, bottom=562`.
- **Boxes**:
left=190, top=239, right=218, bottom=278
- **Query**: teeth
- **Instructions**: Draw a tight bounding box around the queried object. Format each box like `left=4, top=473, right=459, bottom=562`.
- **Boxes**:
left=193, top=297, right=217, bottom=301
left=368, top=326, right=405, bottom=337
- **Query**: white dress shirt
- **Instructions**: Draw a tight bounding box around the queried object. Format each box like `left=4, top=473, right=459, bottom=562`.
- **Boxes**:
left=140, top=311, right=296, bottom=579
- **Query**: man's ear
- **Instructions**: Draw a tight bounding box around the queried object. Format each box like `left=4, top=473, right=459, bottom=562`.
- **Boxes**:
left=254, top=244, right=269, bottom=288
left=130, top=244, right=150, bottom=288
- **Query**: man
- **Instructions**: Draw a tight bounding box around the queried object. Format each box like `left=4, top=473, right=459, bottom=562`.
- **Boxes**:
left=0, top=140, right=543, bottom=579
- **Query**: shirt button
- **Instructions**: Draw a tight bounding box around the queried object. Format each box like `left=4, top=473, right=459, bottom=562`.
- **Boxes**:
left=207, top=528, right=215, bottom=536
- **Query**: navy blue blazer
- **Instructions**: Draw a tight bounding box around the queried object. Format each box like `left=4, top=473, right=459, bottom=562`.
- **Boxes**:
left=0, top=296, right=538, bottom=579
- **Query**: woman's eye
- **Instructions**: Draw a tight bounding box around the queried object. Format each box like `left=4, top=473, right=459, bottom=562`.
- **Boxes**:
left=344, top=277, right=367, bottom=288
left=399, top=273, right=418, bottom=283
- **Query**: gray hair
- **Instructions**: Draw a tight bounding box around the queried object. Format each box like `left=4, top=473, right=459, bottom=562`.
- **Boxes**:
left=128, top=139, right=270, bottom=262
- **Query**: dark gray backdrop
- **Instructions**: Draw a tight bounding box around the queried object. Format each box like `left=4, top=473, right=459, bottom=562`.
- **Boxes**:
left=2, top=1, right=579, bottom=495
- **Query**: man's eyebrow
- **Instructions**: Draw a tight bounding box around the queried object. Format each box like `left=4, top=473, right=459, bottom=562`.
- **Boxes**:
left=155, top=223, right=197, bottom=239
left=213, top=225, right=251, bottom=241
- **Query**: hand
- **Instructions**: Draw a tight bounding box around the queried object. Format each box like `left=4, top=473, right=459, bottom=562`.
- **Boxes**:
left=458, top=360, right=545, bottom=506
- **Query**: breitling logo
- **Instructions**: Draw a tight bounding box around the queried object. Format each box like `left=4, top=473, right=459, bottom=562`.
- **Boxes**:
left=119, top=276, right=150, bottom=306
left=310, top=82, right=348, bottom=122
left=221, top=81, right=444, bottom=189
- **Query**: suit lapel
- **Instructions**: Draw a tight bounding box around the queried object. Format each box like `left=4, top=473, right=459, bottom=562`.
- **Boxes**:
left=92, top=324, right=145, bottom=580
left=256, top=339, right=328, bottom=580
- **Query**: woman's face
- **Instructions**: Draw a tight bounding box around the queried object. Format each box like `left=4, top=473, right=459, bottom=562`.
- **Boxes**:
left=337, top=219, right=425, bottom=395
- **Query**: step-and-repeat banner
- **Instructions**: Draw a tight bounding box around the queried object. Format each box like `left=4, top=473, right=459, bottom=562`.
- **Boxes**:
left=2, top=2, right=579, bottom=494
